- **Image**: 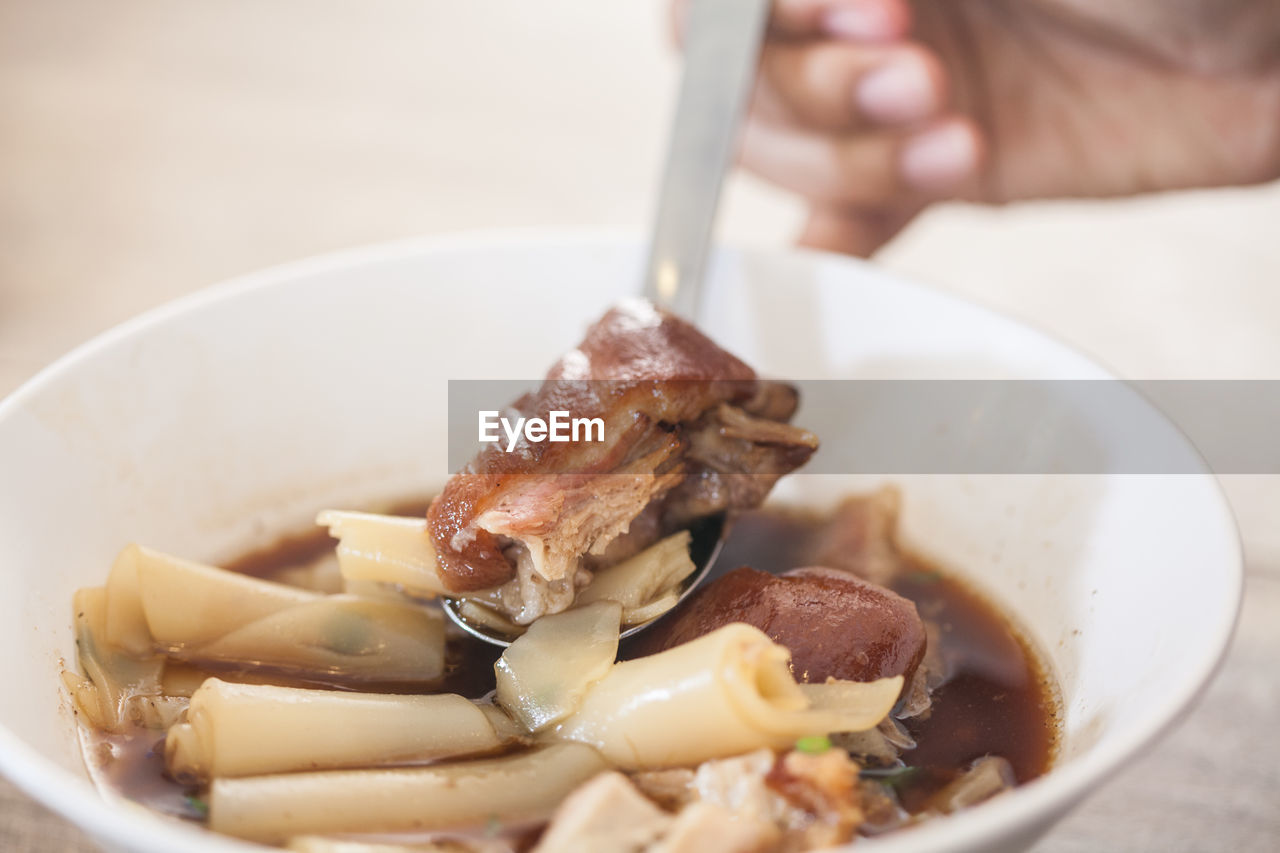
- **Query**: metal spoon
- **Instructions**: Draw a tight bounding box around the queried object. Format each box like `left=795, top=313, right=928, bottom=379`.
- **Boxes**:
left=642, top=0, right=771, bottom=319
left=443, top=0, right=770, bottom=646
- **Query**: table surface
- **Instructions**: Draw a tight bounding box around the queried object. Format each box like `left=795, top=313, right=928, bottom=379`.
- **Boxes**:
left=2, top=2, right=1278, bottom=851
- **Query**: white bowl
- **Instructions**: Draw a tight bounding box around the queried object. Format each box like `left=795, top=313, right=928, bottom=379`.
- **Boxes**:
left=0, top=231, right=1241, bottom=853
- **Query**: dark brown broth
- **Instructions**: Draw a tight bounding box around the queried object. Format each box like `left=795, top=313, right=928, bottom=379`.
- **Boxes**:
left=222, top=497, right=434, bottom=578
left=80, top=728, right=204, bottom=821
left=222, top=526, right=337, bottom=578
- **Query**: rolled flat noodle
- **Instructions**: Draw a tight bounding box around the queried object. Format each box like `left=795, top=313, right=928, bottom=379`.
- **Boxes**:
left=495, top=601, right=621, bottom=731
left=103, top=546, right=154, bottom=656
left=549, top=623, right=903, bottom=769
left=576, top=531, right=694, bottom=625
left=166, top=678, right=513, bottom=780
left=62, top=586, right=177, bottom=731
left=317, top=510, right=448, bottom=597
left=189, top=595, right=444, bottom=683
left=130, top=545, right=444, bottom=683
left=208, top=743, right=608, bottom=843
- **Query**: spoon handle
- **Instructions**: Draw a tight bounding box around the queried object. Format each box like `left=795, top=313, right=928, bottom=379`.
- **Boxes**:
left=642, top=0, right=771, bottom=320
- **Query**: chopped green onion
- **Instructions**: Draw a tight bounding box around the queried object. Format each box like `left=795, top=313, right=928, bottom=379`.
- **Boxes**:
left=324, top=612, right=373, bottom=655
left=860, top=765, right=919, bottom=788
left=485, top=814, right=503, bottom=837
left=795, top=735, right=833, bottom=754
left=184, top=794, right=209, bottom=817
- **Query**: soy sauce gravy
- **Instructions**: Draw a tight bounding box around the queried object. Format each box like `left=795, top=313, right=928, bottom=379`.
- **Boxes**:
left=81, top=501, right=1058, bottom=830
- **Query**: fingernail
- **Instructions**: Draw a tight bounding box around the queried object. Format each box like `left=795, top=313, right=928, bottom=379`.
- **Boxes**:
left=857, top=57, right=935, bottom=124
left=901, top=123, right=978, bottom=190
left=823, top=4, right=898, bottom=41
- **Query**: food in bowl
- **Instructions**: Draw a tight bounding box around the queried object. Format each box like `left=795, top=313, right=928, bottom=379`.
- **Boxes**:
left=63, top=301, right=1059, bottom=851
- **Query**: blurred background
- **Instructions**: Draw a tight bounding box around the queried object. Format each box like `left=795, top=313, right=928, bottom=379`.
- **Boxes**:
left=1, top=1, right=1277, bottom=850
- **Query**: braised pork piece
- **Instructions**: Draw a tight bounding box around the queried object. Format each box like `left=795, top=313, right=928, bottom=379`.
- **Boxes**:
left=636, top=565, right=928, bottom=686
left=427, top=299, right=818, bottom=623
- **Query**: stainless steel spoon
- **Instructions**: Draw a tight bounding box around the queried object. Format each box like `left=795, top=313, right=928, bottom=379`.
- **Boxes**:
left=642, top=0, right=771, bottom=319
left=444, top=0, right=770, bottom=647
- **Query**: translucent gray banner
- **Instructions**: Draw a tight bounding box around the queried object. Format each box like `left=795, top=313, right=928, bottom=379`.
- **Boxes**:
left=446, top=380, right=1280, bottom=474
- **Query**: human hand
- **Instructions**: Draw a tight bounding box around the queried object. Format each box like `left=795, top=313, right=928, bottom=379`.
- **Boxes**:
left=716, top=0, right=1280, bottom=255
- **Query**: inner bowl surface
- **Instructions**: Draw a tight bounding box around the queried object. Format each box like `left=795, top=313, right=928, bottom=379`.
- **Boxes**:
left=0, top=231, right=1241, bottom=853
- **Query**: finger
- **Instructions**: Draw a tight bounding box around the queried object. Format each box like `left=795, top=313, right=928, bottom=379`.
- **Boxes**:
left=674, top=0, right=912, bottom=48
left=669, top=0, right=686, bottom=47
left=770, top=0, right=912, bottom=41
left=798, top=202, right=923, bottom=257
left=741, top=116, right=983, bottom=206
left=899, top=119, right=985, bottom=196
left=756, top=41, right=948, bottom=131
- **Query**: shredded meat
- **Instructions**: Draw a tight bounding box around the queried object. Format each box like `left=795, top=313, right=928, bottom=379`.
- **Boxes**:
left=811, top=487, right=903, bottom=586
left=532, top=771, right=672, bottom=853
left=428, top=300, right=817, bottom=622
left=648, top=802, right=777, bottom=853
left=925, top=756, right=1016, bottom=813
left=662, top=404, right=819, bottom=529
left=833, top=716, right=917, bottom=767
left=855, top=778, right=912, bottom=835
left=536, top=769, right=780, bottom=853
left=630, top=768, right=697, bottom=812
left=765, top=749, right=865, bottom=849
left=677, top=748, right=867, bottom=853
